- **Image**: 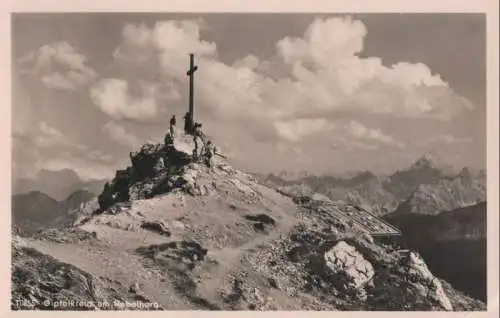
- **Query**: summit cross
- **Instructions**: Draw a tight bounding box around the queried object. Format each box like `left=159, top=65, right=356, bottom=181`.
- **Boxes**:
left=186, top=53, right=198, bottom=123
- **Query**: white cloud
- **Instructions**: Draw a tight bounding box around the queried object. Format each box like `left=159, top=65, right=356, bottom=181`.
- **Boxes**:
left=232, top=55, right=260, bottom=70
left=269, top=17, right=468, bottom=120
left=18, top=41, right=97, bottom=90
left=34, top=122, right=72, bottom=148
left=329, top=120, right=405, bottom=151
left=12, top=121, right=117, bottom=180
left=273, top=118, right=335, bottom=141
left=75, top=16, right=477, bottom=175
left=102, top=121, right=142, bottom=148
left=42, top=156, right=116, bottom=180
left=105, top=16, right=472, bottom=128
left=424, top=134, right=473, bottom=145
left=344, top=121, right=403, bottom=148
left=90, top=78, right=158, bottom=120
left=272, top=117, right=404, bottom=150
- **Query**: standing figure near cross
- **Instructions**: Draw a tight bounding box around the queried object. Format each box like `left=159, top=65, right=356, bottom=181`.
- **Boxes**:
left=184, top=53, right=198, bottom=135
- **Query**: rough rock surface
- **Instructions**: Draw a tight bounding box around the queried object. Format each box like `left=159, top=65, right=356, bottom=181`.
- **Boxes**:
left=324, top=241, right=374, bottom=298
left=403, top=252, right=453, bottom=311
left=393, top=169, right=486, bottom=216
left=12, top=132, right=486, bottom=311
left=12, top=237, right=161, bottom=310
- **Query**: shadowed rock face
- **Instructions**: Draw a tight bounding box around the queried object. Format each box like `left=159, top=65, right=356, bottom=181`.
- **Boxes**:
left=384, top=201, right=487, bottom=302
left=97, top=141, right=195, bottom=212
left=12, top=190, right=97, bottom=236
left=11, top=134, right=486, bottom=311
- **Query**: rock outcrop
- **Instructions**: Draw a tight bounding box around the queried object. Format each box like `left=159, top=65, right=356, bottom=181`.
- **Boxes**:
left=11, top=132, right=486, bottom=311
left=393, top=170, right=486, bottom=216
left=403, top=251, right=453, bottom=310
left=384, top=201, right=487, bottom=302
left=11, top=236, right=161, bottom=310
left=324, top=241, right=375, bottom=299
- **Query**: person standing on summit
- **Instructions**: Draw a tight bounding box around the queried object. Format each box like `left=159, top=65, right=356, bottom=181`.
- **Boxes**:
left=183, top=112, right=193, bottom=135
left=169, top=115, right=177, bottom=138
left=192, top=122, right=206, bottom=157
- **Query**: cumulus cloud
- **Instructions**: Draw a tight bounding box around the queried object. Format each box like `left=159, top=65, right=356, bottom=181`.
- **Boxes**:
left=344, top=121, right=404, bottom=148
left=273, top=117, right=403, bottom=149
left=12, top=15, right=483, bottom=178
left=418, top=134, right=473, bottom=146
left=41, top=156, right=117, bottom=180
left=270, top=16, right=471, bottom=120
left=35, top=122, right=73, bottom=148
left=89, top=20, right=217, bottom=122
left=31, top=122, right=91, bottom=152
left=90, top=79, right=159, bottom=120
left=18, top=41, right=97, bottom=90
left=423, top=134, right=473, bottom=145
left=103, top=16, right=473, bottom=128
left=274, top=118, right=335, bottom=141
left=12, top=122, right=117, bottom=180
left=329, top=121, right=404, bottom=151
left=102, top=121, right=142, bottom=148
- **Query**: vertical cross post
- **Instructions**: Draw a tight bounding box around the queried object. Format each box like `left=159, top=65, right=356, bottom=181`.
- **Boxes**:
left=186, top=53, right=198, bottom=124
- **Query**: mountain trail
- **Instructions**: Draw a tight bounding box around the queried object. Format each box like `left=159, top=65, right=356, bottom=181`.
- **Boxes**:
left=12, top=132, right=487, bottom=311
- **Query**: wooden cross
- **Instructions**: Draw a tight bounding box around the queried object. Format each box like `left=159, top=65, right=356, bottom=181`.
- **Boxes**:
left=186, top=53, right=198, bottom=123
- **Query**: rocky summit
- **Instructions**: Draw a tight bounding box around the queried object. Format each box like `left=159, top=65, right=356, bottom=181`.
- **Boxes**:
left=11, top=132, right=486, bottom=311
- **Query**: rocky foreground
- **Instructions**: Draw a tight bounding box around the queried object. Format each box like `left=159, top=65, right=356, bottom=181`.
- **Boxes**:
left=11, top=133, right=486, bottom=311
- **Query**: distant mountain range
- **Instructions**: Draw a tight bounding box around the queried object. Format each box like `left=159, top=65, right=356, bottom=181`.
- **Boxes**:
left=258, top=153, right=488, bottom=302
left=12, top=168, right=108, bottom=201
left=258, top=154, right=486, bottom=216
left=12, top=134, right=486, bottom=311
left=12, top=189, right=98, bottom=236
left=391, top=167, right=486, bottom=216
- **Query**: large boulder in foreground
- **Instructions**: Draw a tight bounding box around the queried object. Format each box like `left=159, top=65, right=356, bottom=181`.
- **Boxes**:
left=324, top=241, right=375, bottom=299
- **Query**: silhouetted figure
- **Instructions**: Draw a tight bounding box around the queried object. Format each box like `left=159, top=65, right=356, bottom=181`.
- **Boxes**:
left=203, top=140, right=216, bottom=167
left=164, top=132, right=174, bottom=146
left=169, top=115, right=177, bottom=138
left=192, top=123, right=204, bottom=156
left=184, top=112, right=193, bottom=135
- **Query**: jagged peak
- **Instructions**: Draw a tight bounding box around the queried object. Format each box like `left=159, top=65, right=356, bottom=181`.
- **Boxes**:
left=14, top=190, right=56, bottom=201
left=410, top=152, right=442, bottom=170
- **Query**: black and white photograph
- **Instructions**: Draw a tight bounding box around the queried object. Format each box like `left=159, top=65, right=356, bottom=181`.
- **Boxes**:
left=9, top=9, right=496, bottom=312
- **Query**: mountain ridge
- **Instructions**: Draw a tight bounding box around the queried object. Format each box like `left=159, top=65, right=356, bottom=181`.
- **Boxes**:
left=260, top=154, right=485, bottom=216
left=12, top=189, right=97, bottom=236
left=11, top=132, right=486, bottom=311
left=13, top=168, right=108, bottom=201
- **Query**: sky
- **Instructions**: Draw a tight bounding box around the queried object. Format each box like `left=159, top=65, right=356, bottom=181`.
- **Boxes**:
left=11, top=13, right=486, bottom=180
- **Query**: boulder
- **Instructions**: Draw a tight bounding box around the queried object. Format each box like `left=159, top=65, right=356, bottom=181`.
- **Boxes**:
left=324, top=241, right=375, bottom=297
